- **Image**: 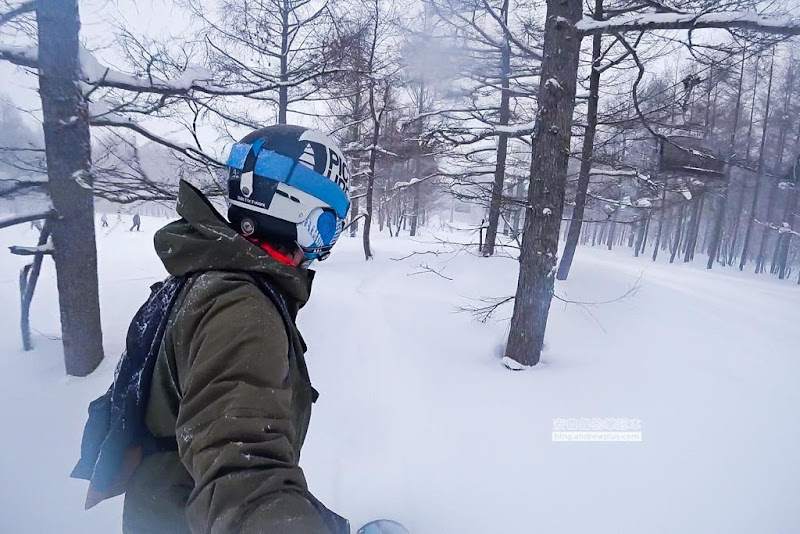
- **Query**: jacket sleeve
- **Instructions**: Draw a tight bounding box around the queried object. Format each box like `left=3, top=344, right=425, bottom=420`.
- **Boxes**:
left=171, top=272, right=333, bottom=534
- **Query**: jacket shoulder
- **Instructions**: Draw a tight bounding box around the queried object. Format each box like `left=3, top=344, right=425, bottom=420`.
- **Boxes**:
left=170, top=270, right=291, bottom=387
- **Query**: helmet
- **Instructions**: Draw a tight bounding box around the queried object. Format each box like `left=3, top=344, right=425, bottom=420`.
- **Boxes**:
left=226, top=125, right=351, bottom=262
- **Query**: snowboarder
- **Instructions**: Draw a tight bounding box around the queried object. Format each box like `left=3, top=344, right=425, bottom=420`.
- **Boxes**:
left=129, top=212, right=141, bottom=232
left=117, top=125, right=368, bottom=533
left=100, top=213, right=108, bottom=228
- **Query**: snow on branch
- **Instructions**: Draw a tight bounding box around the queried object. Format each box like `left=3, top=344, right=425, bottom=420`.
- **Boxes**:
left=577, top=12, right=800, bottom=36
left=79, top=49, right=216, bottom=95
left=756, top=220, right=800, bottom=238
left=9, top=242, right=54, bottom=256
left=80, top=48, right=347, bottom=97
left=494, top=121, right=537, bottom=135
left=0, top=43, right=37, bottom=68
left=0, top=210, right=55, bottom=230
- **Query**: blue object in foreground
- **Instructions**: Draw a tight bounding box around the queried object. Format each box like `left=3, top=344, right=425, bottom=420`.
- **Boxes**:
left=357, top=519, right=409, bottom=534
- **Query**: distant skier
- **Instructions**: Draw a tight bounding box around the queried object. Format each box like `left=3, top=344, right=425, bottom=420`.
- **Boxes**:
left=30, top=219, right=42, bottom=231
left=129, top=213, right=141, bottom=232
left=100, top=213, right=108, bottom=228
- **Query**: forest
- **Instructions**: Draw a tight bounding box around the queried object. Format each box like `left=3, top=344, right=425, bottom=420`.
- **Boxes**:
left=0, top=1, right=799, bottom=533
left=0, top=0, right=798, bottom=370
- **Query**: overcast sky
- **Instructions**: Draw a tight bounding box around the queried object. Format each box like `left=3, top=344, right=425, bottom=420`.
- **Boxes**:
left=2, top=0, right=197, bottom=137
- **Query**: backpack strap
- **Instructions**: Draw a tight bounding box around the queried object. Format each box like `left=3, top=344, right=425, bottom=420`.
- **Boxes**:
left=250, top=274, right=296, bottom=341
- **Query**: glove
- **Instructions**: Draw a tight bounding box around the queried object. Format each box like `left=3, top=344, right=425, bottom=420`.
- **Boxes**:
left=357, top=519, right=409, bottom=534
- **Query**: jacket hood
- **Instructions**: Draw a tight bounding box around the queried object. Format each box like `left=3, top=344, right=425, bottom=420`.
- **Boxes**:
left=154, top=180, right=312, bottom=306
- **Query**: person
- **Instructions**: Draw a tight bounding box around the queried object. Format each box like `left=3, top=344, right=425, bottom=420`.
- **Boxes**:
left=130, top=213, right=141, bottom=232
left=122, top=125, right=354, bottom=533
left=101, top=213, right=109, bottom=228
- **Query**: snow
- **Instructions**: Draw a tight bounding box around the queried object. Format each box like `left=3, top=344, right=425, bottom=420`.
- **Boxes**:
left=11, top=242, right=54, bottom=254
left=494, top=121, right=536, bottom=135
left=80, top=48, right=215, bottom=94
left=500, top=356, right=534, bottom=371
left=0, top=43, right=38, bottom=63
left=576, top=11, right=800, bottom=34
left=1, top=216, right=799, bottom=533
left=545, top=78, right=562, bottom=91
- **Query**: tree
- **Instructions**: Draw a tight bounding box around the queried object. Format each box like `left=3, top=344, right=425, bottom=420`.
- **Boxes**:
left=706, top=47, right=747, bottom=269
left=739, top=50, right=776, bottom=271
left=556, top=0, right=603, bottom=280
left=503, top=3, right=800, bottom=368
left=37, top=0, right=103, bottom=376
left=425, top=0, right=541, bottom=256
left=184, top=0, right=335, bottom=125
left=503, top=0, right=582, bottom=368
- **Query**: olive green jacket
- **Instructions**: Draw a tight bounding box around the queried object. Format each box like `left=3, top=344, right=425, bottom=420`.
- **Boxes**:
left=122, top=181, right=346, bottom=534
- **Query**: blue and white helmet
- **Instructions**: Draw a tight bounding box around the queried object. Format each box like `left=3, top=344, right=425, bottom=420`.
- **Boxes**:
left=226, top=125, right=351, bottom=262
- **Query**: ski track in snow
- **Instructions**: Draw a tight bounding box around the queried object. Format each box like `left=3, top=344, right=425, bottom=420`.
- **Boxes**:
left=0, top=216, right=798, bottom=534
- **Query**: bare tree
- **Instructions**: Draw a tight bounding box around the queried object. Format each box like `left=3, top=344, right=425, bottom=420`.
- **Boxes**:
left=183, top=0, right=335, bottom=125
left=37, top=0, right=104, bottom=376
left=739, top=49, right=776, bottom=271
left=504, top=0, right=582, bottom=368
left=503, top=1, right=800, bottom=369
left=424, top=0, right=541, bottom=256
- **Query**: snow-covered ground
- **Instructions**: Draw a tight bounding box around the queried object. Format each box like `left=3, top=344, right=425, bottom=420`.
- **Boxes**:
left=0, top=215, right=798, bottom=533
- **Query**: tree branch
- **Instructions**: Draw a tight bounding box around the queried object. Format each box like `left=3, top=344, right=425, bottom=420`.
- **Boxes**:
left=578, top=12, right=800, bottom=36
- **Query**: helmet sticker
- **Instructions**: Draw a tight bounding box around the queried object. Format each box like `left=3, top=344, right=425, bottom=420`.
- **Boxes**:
left=226, top=143, right=251, bottom=170
left=240, top=171, right=254, bottom=198
left=299, top=129, right=350, bottom=194
left=299, top=143, right=316, bottom=170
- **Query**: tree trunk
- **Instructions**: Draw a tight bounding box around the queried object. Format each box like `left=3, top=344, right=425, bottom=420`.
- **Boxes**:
left=607, top=215, right=616, bottom=250
left=684, top=196, right=701, bottom=263
left=349, top=197, right=360, bottom=237
left=726, top=175, right=747, bottom=265
left=707, top=52, right=746, bottom=268
left=690, top=196, right=705, bottom=261
left=278, top=0, right=290, bottom=124
left=21, top=221, right=52, bottom=351
left=504, top=0, right=582, bottom=368
left=410, top=182, right=421, bottom=236
left=777, top=182, right=798, bottom=279
left=556, top=0, right=602, bottom=280
left=670, top=204, right=686, bottom=264
left=362, top=110, right=380, bottom=260
left=410, top=82, right=425, bottom=237
left=37, top=0, right=104, bottom=376
left=634, top=214, right=648, bottom=257
left=755, top=178, right=780, bottom=273
left=482, top=0, right=511, bottom=257
left=511, top=178, right=524, bottom=238
left=740, top=50, right=776, bottom=271
left=652, top=180, right=667, bottom=261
